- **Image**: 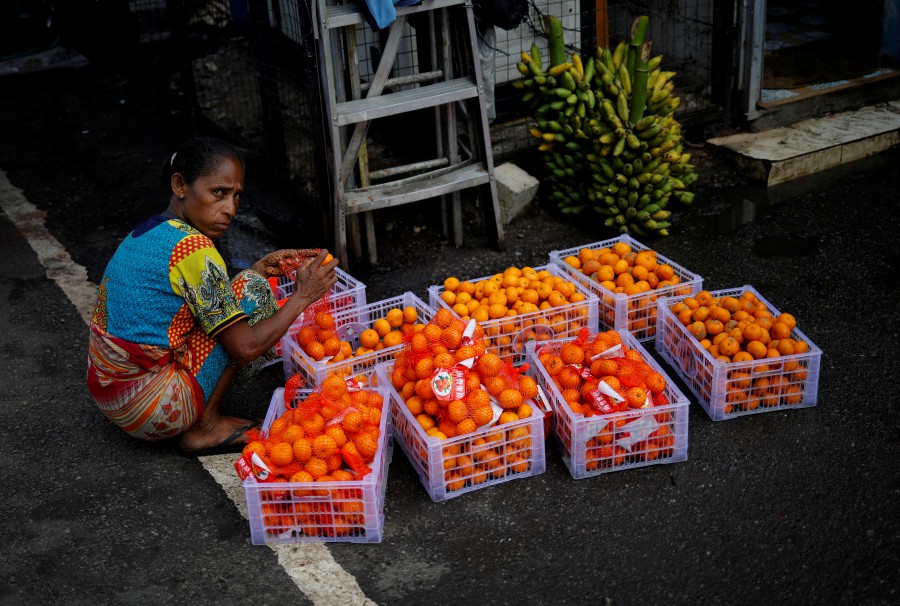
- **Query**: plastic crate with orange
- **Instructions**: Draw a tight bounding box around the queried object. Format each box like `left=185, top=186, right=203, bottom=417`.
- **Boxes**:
left=528, top=330, right=690, bottom=478
left=427, top=264, right=598, bottom=364
left=272, top=266, right=367, bottom=313
left=549, top=235, right=702, bottom=341
left=280, top=292, right=435, bottom=387
left=375, top=362, right=546, bottom=502
left=655, top=285, right=822, bottom=421
left=242, top=386, right=391, bottom=544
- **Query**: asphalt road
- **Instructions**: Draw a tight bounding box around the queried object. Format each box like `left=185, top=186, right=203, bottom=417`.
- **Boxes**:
left=1, top=55, right=899, bottom=605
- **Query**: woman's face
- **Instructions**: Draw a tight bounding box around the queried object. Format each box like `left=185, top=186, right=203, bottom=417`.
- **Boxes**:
left=177, top=156, right=244, bottom=240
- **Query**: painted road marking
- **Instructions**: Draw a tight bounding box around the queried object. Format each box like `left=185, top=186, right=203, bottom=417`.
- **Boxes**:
left=0, top=169, right=375, bottom=606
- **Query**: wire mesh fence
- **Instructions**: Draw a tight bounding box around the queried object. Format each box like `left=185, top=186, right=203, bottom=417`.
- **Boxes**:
left=128, top=0, right=722, bottom=214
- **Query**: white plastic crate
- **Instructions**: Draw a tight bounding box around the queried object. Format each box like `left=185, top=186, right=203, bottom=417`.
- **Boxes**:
left=243, top=386, right=391, bottom=544
left=375, top=362, right=546, bottom=502
left=273, top=266, right=367, bottom=313
left=281, top=292, right=435, bottom=387
left=655, top=285, right=823, bottom=421
left=549, top=235, right=702, bottom=341
left=427, top=264, right=598, bottom=364
left=528, top=330, right=690, bottom=478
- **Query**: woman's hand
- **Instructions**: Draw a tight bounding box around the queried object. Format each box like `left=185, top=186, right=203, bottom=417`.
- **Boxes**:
left=290, top=249, right=339, bottom=310
left=218, top=249, right=339, bottom=366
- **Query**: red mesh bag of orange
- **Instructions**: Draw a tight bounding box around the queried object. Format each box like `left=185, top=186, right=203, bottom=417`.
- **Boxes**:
left=535, top=328, right=670, bottom=417
left=388, top=308, right=542, bottom=439
left=237, top=374, right=384, bottom=483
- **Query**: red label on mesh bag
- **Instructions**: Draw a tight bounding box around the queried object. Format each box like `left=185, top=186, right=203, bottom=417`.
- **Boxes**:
left=587, top=388, right=618, bottom=415
left=431, top=366, right=468, bottom=402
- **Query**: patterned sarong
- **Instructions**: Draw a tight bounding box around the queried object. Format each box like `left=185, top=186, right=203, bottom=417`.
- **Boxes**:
left=87, top=269, right=279, bottom=441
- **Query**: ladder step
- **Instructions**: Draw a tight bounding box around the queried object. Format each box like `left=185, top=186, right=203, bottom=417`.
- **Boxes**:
left=344, top=162, right=491, bottom=213
left=326, top=0, right=467, bottom=29
left=335, top=78, right=478, bottom=126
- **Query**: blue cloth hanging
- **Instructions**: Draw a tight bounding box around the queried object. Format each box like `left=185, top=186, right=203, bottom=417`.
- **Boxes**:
left=352, top=0, right=422, bottom=31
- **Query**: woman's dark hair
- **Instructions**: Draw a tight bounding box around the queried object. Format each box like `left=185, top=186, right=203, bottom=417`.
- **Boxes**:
left=161, top=137, right=245, bottom=189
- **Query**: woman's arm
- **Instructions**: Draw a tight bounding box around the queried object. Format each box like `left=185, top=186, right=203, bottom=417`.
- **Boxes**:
left=217, top=250, right=339, bottom=366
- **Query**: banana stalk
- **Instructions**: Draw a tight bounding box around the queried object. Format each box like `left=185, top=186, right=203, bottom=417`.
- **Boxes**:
left=626, top=16, right=649, bottom=79
left=545, top=15, right=567, bottom=68
left=629, top=42, right=651, bottom=124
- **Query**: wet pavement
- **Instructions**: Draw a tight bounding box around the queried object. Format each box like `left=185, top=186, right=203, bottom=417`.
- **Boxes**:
left=1, top=54, right=899, bottom=605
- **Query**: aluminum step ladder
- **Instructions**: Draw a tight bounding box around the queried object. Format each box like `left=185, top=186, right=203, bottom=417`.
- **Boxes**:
left=313, top=0, right=505, bottom=268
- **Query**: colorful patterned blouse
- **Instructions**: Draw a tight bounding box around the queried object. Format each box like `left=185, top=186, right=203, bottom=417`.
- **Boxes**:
left=90, top=212, right=246, bottom=399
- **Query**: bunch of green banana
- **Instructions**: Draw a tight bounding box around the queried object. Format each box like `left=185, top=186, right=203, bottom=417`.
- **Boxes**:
left=511, top=17, right=600, bottom=214
left=515, top=15, right=697, bottom=236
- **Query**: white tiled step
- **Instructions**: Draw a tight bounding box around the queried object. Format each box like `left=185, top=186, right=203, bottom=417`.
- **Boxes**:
left=707, top=100, right=900, bottom=186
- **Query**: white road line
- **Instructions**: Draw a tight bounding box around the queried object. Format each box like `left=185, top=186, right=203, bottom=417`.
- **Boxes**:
left=0, top=168, right=375, bottom=606
left=0, top=170, right=97, bottom=324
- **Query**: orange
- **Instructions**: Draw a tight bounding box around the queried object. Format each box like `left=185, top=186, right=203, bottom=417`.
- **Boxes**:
left=242, top=440, right=267, bottom=458
left=776, top=313, right=797, bottom=330
left=269, top=442, right=294, bottom=467
left=654, top=264, right=674, bottom=281
left=312, top=434, right=338, bottom=458
left=322, top=336, right=342, bottom=357
left=383, top=330, right=404, bottom=348
left=433, top=308, right=454, bottom=328
left=718, top=336, right=741, bottom=357
left=314, top=312, right=335, bottom=331
left=770, top=321, right=792, bottom=340
left=688, top=321, right=707, bottom=340
left=777, top=339, right=796, bottom=356
left=402, top=306, right=419, bottom=324
left=416, top=413, right=436, bottom=432
left=441, top=326, right=463, bottom=349
left=555, top=281, right=576, bottom=298
left=476, top=352, right=504, bottom=377
left=704, top=319, right=724, bottom=336
left=626, top=387, right=647, bottom=409
left=560, top=342, right=585, bottom=365
left=518, top=375, right=539, bottom=400
left=291, top=437, right=312, bottom=462
left=304, top=457, right=328, bottom=478
left=563, top=255, right=581, bottom=269
left=385, top=308, right=404, bottom=328
left=321, top=375, right=347, bottom=400
left=440, top=290, right=456, bottom=306
left=645, top=372, right=666, bottom=394
left=304, top=341, right=326, bottom=361
left=720, top=297, right=741, bottom=314
left=443, top=277, right=460, bottom=292
left=612, top=241, right=631, bottom=257
left=547, top=291, right=567, bottom=308
left=695, top=290, right=714, bottom=307
left=359, top=328, right=380, bottom=349
left=457, top=281, right=476, bottom=296
left=745, top=340, right=767, bottom=359
left=710, top=306, right=731, bottom=323
left=295, top=326, right=317, bottom=347
left=372, top=318, right=391, bottom=337
left=498, top=388, right=523, bottom=409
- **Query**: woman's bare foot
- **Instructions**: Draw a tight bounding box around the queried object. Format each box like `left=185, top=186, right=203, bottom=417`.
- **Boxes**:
left=179, top=415, right=258, bottom=454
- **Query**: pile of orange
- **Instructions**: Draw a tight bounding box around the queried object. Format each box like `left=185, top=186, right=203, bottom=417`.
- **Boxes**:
left=670, top=290, right=810, bottom=364
left=437, top=266, right=587, bottom=321
left=535, top=329, right=677, bottom=470
left=389, top=308, right=538, bottom=440
left=667, top=289, right=810, bottom=414
left=436, top=266, right=591, bottom=360
left=243, top=375, right=384, bottom=479
left=294, top=306, right=425, bottom=364
left=561, top=242, right=695, bottom=334
left=562, top=242, right=683, bottom=296
left=388, top=308, right=541, bottom=493
left=243, top=375, right=386, bottom=538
